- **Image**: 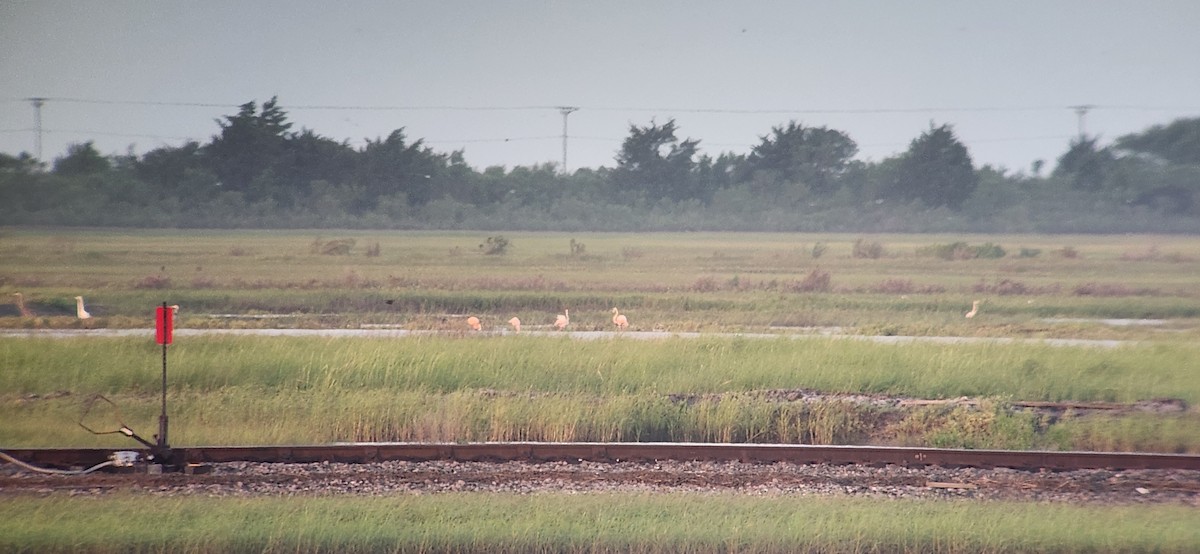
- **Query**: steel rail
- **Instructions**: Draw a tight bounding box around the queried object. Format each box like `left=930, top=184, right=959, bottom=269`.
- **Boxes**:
left=4, top=443, right=1200, bottom=472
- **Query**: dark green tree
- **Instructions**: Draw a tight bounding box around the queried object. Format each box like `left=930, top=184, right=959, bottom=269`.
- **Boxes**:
left=136, top=141, right=216, bottom=199
left=743, top=121, right=857, bottom=196
left=888, top=123, right=978, bottom=208
left=53, top=142, right=110, bottom=176
left=203, top=97, right=294, bottom=197
left=611, top=119, right=704, bottom=203
left=0, top=152, right=43, bottom=173
left=1053, top=136, right=1114, bottom=191
left=277, top=129, right=356, bottom=196
left=1113, top=117, right=1200, bottom=166
left=355, top=129, right=442, bottom=209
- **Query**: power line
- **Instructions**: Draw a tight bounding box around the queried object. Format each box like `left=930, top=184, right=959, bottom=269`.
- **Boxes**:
left=10, top=96, right=1199, bottom=114
left=42, top=129, right=196, bottom=141
left=422, top=135, right=560, bottom=144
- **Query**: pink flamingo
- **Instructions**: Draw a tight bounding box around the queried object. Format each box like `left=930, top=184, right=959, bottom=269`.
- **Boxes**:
left=508, top=317, right=521, bottom=333
left=965, top=300, right=980, bottom=319
left=466, top=316, right=482, bottom=331
left=611, top=307, right=629, bottom=330
left=554, top=309, right=569, bottom=331
left=75, top=296, right=93, bottom=328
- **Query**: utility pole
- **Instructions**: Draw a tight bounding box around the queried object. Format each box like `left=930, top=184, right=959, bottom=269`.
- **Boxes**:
left=558, top=106, right=578, bottom=174
left=1069, top=104, right=1093, bottom=138
left=27, top=97, right=46, bottom=160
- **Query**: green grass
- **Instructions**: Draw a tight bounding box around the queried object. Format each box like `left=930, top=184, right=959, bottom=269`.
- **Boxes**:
left=1, top=493, right=1197, bottom=553
left=3, top=229, right=1200, bottom=450
left=4, top=336, right=1198, bottom=402
left=3, top=336, right=1199, bottom=451
left=4, top=230, right=1200, bottom=551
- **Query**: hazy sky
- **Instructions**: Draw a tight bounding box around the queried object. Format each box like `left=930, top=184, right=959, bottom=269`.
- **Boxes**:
left=3, top=1, right=1199, bottom=173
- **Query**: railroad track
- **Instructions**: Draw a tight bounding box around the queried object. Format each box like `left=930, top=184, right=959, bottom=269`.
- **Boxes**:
left=5, top=442, right=1200, bottom=472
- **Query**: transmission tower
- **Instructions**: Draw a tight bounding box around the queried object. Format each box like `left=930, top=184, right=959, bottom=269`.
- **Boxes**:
left=1069, top=104, right=1093, bottom=138
left=558, top=106, right=578, bottom=174
left=27, top=97, right=46, bottom=160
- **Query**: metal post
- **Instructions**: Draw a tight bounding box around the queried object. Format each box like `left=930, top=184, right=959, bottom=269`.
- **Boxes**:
left=159, top=302, right=169, bottom=451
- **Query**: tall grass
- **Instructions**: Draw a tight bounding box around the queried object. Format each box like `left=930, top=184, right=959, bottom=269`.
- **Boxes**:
left=4, top=336, right=1198, bottom=403
left=2, top=493, right=1197, bottom=553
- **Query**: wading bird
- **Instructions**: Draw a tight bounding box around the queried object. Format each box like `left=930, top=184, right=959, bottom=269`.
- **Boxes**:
left=508, top=316, right=521, bottom=333
left=75, top=296, right=92, bottom=328
left=611, top=307, right=628, bottom=330
left=12, top=292, right=34, bottom=318
left=466, top=316, right=482, bottom=331
left=554, top=309, right=569, bottom=331
left=965, top=300, right=980, bottom=319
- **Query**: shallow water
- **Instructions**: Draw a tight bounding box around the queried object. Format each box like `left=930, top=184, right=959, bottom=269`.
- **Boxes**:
left=0, top=327, right=1131, bottom=348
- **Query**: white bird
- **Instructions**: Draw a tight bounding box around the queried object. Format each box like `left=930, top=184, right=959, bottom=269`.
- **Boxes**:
left=611, top=307, right=629, bottom=330
left=554, top=309, right=569, bottom=330
left=965, top=300, right=980, bottom=319
left=75, top=296, right=92, bottom=328
left=466, top=316, right=482, bottom=331
left=508, top=316, right=521, bottom=333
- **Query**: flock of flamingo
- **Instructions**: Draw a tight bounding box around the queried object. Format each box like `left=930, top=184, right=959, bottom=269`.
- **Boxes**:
left=464, top=307, right=629, bottom=333
left=463, top=301, right=974, bottom=333
left=9, top=293, right=981, bottom=331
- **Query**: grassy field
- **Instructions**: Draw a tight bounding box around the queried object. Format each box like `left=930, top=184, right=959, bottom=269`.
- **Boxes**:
left=3, top=335, right=1198, bottom=451
left=3, top=229, right=1199, bottom=552
left=2, top=493, right=1197, bottom=553
left=2, top=229, right=1199, bottom=451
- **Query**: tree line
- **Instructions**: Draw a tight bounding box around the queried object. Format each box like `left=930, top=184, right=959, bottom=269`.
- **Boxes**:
left=3, top=97, right=1199, bottom=232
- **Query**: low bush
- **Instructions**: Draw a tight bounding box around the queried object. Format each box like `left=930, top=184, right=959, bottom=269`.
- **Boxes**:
left=852, top=238, right=884, bottom=259
left=480, top=235, right=510, bottom=255
left=919, top=241, right=1006, bottom=260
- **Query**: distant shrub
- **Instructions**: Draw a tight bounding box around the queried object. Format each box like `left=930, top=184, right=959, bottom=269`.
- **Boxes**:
left=974, top=243, right=1006, bottom=259
left=621, top=246, right=644, bottom=260
left=569, top=238, right=586, bottom=257
left=691, top=276, right=720, bottom=292
left=1017, top=247, right=1041, bottom=258
left=310, top=237, right=355, bottom=256
left=919, top=242, right=1006, bottom=260
left=479, top=236, right=510, bottom=255
left=228, top=246, right=254, bottom=256
left=811, top=242, right=827, bottom=259
left=1057, top=246, right=1079, bottom=259
left=365, top=242, right=381, bottom=257
left=852, top=238, right=884, bottom=259
left=787, top=268, right=831, bottom=292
